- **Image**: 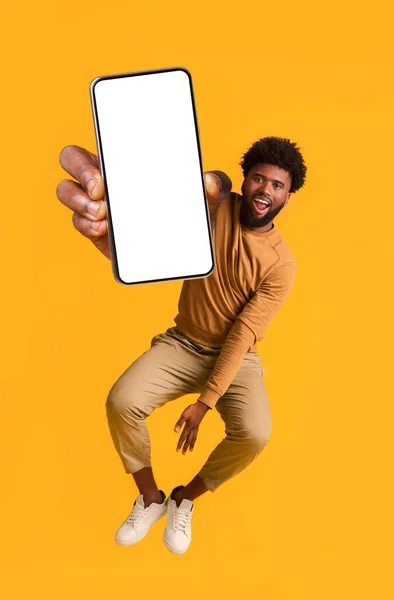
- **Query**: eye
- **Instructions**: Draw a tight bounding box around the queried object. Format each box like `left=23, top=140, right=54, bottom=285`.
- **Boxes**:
left=274, top=183, right=280, bottom=189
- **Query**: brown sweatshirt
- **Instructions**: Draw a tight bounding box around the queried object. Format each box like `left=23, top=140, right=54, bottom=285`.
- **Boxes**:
left=174, top=191, right=297, bottom=409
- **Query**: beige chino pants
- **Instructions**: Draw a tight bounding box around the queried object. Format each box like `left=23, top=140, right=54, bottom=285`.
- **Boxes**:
left=106, top=326, right=272, bottom=492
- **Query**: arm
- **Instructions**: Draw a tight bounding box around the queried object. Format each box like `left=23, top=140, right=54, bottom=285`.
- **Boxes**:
left=57, top=144, right=232, bottom=259
left=198, top=261, right=297, bottom=409
left=203, top=170, right=233, bottom=229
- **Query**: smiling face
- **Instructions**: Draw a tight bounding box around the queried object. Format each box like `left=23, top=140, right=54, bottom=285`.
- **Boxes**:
left=240, top=163, right=292, bottom=232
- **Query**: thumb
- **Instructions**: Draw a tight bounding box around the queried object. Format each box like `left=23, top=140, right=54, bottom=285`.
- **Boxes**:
left=87, top=174, right=105, bottom=201
left=59, top=145, right=105, bottom=201
left=82, top=148, right=105, bottom=200
left=174, top=413, right=186, bottom=433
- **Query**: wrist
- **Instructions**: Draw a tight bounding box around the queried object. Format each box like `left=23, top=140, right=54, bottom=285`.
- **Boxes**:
left=197, top=399, right=211, bottom=412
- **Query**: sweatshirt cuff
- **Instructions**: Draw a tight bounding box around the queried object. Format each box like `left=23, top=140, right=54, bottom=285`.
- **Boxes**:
left=199, top=386, right=221, bottom=409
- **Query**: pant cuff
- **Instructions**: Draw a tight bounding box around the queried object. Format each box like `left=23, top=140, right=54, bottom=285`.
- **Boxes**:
left=198, top=473, right=222, bottom=493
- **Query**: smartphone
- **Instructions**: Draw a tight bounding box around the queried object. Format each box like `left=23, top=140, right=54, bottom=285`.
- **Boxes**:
left=89, top=67, right=215, bottom=286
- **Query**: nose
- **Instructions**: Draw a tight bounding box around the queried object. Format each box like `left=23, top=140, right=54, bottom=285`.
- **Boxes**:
left=258, top=181, right=271, bottom=196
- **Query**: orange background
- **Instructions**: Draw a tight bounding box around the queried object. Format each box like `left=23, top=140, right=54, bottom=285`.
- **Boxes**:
left=1, top=1, right=392, bottom=599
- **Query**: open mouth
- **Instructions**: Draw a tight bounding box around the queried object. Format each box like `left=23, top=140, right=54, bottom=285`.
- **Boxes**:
left=253, top=197, right=270, bottom=214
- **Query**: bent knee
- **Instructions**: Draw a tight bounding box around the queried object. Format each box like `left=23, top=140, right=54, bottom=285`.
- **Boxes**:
left=244, top=419, right=272, bottom=448
left=106, top=382, right=147, bottom=419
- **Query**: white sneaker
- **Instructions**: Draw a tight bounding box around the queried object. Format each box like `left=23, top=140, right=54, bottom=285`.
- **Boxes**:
left=163, top=494, right=194, bottom=555
left=115, top=491, right=167, bottom=546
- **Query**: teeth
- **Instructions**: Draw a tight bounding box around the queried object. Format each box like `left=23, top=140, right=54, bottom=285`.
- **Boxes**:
left=255, top=199, right=269, bottom=206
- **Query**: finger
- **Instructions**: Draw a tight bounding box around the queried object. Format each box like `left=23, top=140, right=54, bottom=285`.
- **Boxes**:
left=174, top=414, right=186, bottom=433
left=72, top=212, right=108, bottom=239
left=59, top=145, right=104, bottom=200
left=182, top=431, right=195, bottom=455
left=189, top=430, right=198, bottom=452
left=184, top=428, right=198, bottom=455
left=177, top=425, right=190, bottom=452
left=57, top=179, right=107, bottom=222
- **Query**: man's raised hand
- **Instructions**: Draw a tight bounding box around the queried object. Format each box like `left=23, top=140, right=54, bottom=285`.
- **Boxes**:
left=56, top=145, right=110, bottom=259
left=57, top=145, right=232, bottom=260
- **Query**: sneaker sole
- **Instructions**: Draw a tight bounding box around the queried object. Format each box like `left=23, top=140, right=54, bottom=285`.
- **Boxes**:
left=162, top=530, right=190, bottom=555
left=115, top=505, right=168, bottom=546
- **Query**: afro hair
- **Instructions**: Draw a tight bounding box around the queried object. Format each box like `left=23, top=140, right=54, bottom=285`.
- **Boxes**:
left=239, top=136, right=307, bottom=193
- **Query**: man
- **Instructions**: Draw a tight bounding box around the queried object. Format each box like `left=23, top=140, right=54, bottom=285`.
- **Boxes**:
left=56, top=136, right=307, bottom=555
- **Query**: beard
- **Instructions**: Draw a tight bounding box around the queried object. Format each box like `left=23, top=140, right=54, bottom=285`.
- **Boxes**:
left=239, top=193, right=285, bottom=229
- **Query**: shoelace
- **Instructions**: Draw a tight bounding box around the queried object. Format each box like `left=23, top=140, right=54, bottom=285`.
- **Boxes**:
left=173, top=506, right=192, bottom=532
left=126, top=503, right=150, bottom=526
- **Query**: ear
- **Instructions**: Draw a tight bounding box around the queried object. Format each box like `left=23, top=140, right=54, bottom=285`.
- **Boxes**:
left=284, top=192, right=291, bottom=206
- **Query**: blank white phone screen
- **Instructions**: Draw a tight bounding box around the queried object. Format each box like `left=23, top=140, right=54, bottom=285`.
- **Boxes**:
left=91, top=69, right=214, bottom=285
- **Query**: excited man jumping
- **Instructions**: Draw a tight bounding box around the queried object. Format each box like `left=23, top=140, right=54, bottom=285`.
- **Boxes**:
left=56, top=136, right=307, bottom=555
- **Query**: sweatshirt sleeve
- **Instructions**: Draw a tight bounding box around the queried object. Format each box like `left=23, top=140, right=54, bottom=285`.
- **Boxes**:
left=199, top=260, right=297, bottom=409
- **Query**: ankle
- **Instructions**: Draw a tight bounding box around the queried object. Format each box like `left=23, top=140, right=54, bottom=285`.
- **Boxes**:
left=143, top=490, right=163, bottom=507
left=171, top=485, right=185, bottom=507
